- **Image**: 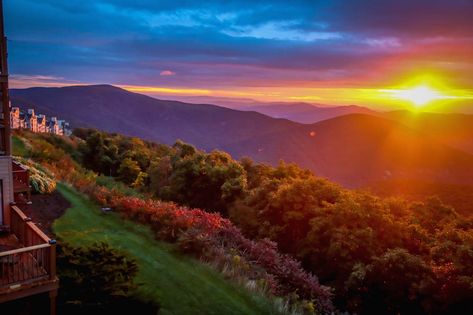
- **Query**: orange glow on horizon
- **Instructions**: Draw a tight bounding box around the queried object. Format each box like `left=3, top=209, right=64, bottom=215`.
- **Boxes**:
left=122, top=85, right=212, bottom=95
left=9, top=75, right=473, bottom=112
left=118, top=81, right=473, bottom=111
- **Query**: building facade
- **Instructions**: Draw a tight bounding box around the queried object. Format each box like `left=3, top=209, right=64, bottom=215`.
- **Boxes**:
left=10, top=107, right=72, bottom=136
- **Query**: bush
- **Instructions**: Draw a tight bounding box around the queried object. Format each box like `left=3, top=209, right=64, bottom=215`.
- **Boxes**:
left=345, top=248, right=436, bottom=314
left=57, top=242, right=155, bottom=314
left=13, top=156, right=57, bottom=194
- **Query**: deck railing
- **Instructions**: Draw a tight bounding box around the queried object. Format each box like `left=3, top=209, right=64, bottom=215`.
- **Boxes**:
left=12, top=168, right=29, bottom=190
left=12, top=161, right=31, bottom=203
left=0, top=205, right=56, bottom=288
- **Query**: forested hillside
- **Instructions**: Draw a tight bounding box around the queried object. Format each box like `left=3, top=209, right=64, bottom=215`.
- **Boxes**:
left=14, top=129, right=473, bottom=315
left=13, top=130, right=334, bottom=315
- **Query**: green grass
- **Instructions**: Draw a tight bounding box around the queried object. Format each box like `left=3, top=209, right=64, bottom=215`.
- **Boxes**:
left=96, top=175, right=145, bottom=198
left=12, top=135, right=28, bottom=157
left=53, top=183, right=278, bottom=315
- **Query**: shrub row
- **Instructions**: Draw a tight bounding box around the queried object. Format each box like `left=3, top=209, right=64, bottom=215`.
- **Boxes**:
left=66, top=172, right=334, bottom=314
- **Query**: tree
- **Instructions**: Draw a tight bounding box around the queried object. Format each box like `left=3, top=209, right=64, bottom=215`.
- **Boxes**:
left=147, top=156, right=172, bottom=193
left=80, top=131, right=105, bottom=172
left=162, top=149, right=247, bottom=214
left=117, top=158, right=141, bottom=185
left=132, top=171, right=148, bottom=189
left=230, top=161, right=340, bottom=247
left=101, top=142, right=119, bottom=176
left=173, top=140, right=196, bottom=158
left=57, top=242, right=139, bottom=311
left=412, top=197, right=459, bottom=233
left=345, top=248, right=435, bottom=314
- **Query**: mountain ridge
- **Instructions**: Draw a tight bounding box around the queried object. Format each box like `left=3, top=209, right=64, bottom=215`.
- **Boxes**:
left=11, top=84, right=473, bottom=187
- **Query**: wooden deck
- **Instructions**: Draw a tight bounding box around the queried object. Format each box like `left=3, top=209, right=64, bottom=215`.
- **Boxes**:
left=0, top=233, right=20, bottom=250
left=0, top=240, right=49, bottom=289
left=0, top=205, right=58, bottom=314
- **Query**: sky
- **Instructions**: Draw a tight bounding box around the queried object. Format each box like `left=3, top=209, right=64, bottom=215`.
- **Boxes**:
left=4, top=0, right=473, bottom=111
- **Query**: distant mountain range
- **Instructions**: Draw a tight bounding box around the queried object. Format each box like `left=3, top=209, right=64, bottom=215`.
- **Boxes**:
left=232, top=103, right=378, bottom=124
left=10, top=84, right=473, bottom=188
left=169, top=97, right=378, bottom=124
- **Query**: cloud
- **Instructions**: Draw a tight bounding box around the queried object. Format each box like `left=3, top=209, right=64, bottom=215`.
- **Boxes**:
left=10, top=74, right=81, bottom=88
left=363, top=38, right=402, bottom=49
left=222, top=21, right=341, bottom=42
left=160, top=70, right=176, bottom=76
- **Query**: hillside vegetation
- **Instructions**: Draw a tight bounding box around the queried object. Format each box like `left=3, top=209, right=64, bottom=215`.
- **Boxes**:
left=14, top=130, right=333, bottom=315
left=14, top=129, right=473, bottom=315
left=54, top=184, right=277, bottom=315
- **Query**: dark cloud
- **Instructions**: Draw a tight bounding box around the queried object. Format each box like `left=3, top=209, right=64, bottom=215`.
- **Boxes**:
left=4, top=0, right=473, bottom=89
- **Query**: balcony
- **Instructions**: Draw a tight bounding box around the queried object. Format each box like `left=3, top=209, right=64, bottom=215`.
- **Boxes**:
left=0, top=205, right=58, bottom=314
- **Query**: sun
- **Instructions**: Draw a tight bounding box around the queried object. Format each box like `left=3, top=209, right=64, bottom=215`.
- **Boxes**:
left=390, top=85, right=444, bottom=107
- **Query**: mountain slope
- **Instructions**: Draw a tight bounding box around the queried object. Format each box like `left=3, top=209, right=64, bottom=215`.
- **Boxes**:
left=384, top=111, right=473, bottom=155
left=11, top=85, right=473, bottom=187
left=234, top=103, right=378, bottom=124
left=151, top=96, right=377, bottom=124
left=224, top=114, right=473, bottom=187
left=11, top=85, right=299, bottom=150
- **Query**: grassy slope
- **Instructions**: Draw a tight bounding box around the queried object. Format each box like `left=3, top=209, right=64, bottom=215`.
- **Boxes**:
left=12, top=135, right=28, bottom=157
left=53, top=183, right=276, bottom=315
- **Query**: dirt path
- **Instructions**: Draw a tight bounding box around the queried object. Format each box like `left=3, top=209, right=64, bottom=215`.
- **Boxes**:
left=22, top=191, right=71, bottom=237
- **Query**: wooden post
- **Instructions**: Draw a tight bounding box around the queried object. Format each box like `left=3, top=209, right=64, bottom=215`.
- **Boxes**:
left=49, top=289, right=57, bottom=315
left=49, top=240, right=57, bottom=280
left=3, top=203, right=11, bottom=233
left=0, top=0, right=11, bottom=156
left=49, top=240, right=58, bottom=315
left=24, top=216, right=31, bottom=246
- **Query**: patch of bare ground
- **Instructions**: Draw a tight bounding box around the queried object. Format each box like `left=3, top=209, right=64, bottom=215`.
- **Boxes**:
left=21, top=191, right=71, bottom=237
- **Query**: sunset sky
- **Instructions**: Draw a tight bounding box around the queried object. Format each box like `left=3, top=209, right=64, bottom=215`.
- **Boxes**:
left=5, top=0, right=473, bottom=111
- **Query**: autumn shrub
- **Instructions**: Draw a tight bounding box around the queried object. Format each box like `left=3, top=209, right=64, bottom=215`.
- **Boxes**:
left=30, top=170, right=56, bottom=194
left=13, top=156, right=56, bottom=194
